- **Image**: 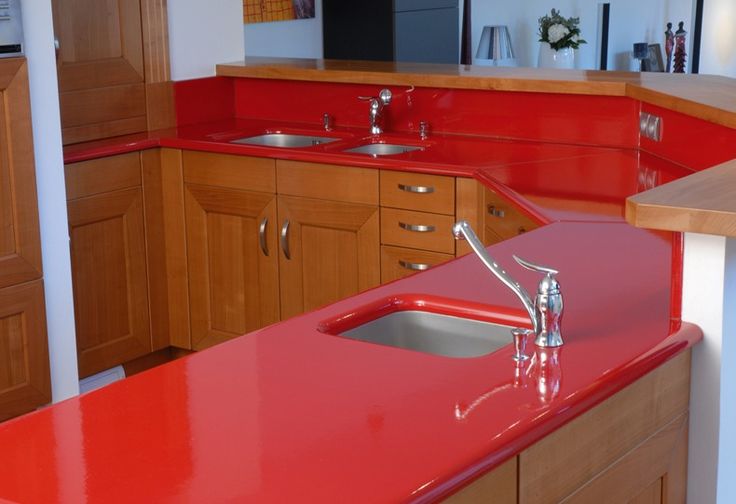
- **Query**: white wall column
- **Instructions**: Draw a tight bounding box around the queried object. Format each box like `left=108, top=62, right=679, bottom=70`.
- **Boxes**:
left=683, top=233, right=736, bottom=503
left=21, top=0, right=80, bottom=401
left=168, top=1, right=245, bottom=81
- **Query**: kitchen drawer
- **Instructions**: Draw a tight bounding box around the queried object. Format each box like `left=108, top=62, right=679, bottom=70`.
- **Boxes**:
left=380, top=170, right=455, bottom=214
left=65, top=152, right=142, bottom=200
left=277, top=160, right=378, bottom=204
left=484, top=188, right=539, bottom=240
left=183, top=151, right=275, bottom=193
left=381, top=208, right=455, bottom=254
left=381, top=245, right=453, bottom=283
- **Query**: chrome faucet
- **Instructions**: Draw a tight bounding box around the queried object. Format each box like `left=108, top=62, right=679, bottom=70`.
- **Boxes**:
left=452, top=220, right=564, bottom=348
left=359, top=88, right=392, bottom=135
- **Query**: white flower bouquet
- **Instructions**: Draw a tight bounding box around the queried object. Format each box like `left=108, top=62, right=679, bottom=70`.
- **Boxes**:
left=538, top=9, right=586, bottom=50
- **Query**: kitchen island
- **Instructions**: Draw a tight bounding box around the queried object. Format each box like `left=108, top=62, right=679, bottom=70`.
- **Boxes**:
left=3, top=58, right=734, bottom=502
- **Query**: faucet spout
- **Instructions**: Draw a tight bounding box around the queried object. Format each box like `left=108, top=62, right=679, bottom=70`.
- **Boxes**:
left=452, top=221, right=539, bottom=335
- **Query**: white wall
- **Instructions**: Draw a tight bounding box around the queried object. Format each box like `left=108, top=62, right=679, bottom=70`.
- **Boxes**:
left=699, top=0, right=736, bottom=77
left=168, top=0, right=245, bottom=81
left=470, top=0, right=693, bottom=71
left=22, top=0, right=79, bottom=402
left=244, top=0, right=323, bottom=58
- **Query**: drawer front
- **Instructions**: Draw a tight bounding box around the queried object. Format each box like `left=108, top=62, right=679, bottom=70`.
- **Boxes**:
left=277, top=160, right=378, bottom=205
left=381, top=208, right=455, bottom=254
left=485, top=188, right=539, bottom=239
left=380, top=170, right=455, bottom=214
left=381, top=245, right=453, bottom=283
left=65, top=152, right=142, bottom=200
left=183, top=151, right=276, bottom=193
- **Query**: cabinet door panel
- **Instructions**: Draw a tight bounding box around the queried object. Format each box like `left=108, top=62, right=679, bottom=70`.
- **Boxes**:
left=278, top=196, right=380, bottom=319
left=68, top=188, right=151, bottom=377
left=0, top=280, right=51, bottom=421
left=52, top=0, right=147, bottom=143
left=185, top=184, right=279, bottom=351
left=0, top=60, right=42, bottom=289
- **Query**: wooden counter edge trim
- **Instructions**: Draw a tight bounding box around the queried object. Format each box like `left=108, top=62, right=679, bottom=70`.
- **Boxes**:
left=626, top=159, right=736, bottom=237
left=626, top=83, right=736, bottom=130
left=216, top=64, right=628, bottom=96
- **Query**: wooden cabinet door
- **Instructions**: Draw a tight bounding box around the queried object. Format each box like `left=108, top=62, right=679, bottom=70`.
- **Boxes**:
left=185, top=184, right=279, bottom=351
left=278, top=195, right=380, bottom=319
left=0, top=280, right=51, bottom=421
left=0, top=60, right=42, bottom=288
left=52, top=0, right=146, bottom=144
left=68, top=188, right=151, bottom=378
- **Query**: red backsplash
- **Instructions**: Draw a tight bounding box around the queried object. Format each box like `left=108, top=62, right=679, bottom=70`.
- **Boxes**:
left=230, top=78, right=639, bottom=148
left=640, top=103, right=736, bottom=171
left=175, top=77, right=235, bottom=126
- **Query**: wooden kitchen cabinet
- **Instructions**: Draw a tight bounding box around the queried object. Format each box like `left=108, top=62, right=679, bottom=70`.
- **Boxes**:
left=276, top=160, right=380, bottom=319
left=66, top=153, right=152, bottom=377
left=184, top=152, right=279, bottom=350
left=0, top=59, right=51, bottom=420
left=52, top=0, right=174, bottom=144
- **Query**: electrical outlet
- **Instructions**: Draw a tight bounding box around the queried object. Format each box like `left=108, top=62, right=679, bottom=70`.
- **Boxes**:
left=639, top=112, right=663, bottom=142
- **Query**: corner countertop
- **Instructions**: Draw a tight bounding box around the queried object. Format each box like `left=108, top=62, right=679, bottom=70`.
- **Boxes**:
left=217, top=57, right=736, bottom=129
left=0, top=112, right=704, bottom=502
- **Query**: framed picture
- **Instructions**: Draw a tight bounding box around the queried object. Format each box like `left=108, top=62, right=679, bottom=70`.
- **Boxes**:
left=647, top=44, right=665, bottom=72
left=244, top=0, right=316, bottom=24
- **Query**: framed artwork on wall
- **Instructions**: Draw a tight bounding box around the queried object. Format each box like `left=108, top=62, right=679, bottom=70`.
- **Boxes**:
left=244, top=0, right=315, bottom=24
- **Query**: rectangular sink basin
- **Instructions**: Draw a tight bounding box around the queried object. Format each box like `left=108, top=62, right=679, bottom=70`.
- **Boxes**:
left=340, top=310, right=513, bottom=358
left=343, top=143, right=423, bottom=156
left=232, top=133, right=340, bottom=148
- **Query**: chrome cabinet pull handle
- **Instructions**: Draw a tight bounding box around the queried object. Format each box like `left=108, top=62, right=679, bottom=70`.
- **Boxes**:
left=398, top=183, right=434, bottom=194
left=487, top=205, right=506, bottom=218
left=259, top=217, right=269, bottom=256
left=399, top=222, right=435, bottom=233
left=399, top=260, right=430, bottom=271
left=280, top=220, right=291, bottom=260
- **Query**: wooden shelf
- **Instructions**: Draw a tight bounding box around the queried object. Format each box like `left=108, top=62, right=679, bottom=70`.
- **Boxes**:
left=626, top=159, right=736, bottom=237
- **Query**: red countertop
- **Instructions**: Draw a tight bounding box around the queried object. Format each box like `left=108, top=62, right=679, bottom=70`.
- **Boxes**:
left=2, top=117, right=702, bottom=503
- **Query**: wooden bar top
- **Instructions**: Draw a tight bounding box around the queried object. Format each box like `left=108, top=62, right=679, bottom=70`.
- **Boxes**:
left=217, top=57, right=736, bottom=129
left=626, top=159, right=736, bottom=237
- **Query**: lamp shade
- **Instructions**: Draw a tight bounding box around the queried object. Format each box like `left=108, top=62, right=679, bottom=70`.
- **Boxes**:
left=475, top=25, right=514, bottom=61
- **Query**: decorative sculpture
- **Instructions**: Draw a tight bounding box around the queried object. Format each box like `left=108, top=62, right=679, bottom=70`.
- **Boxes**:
left=665, top=22, right=675, bottom=73
left=673, top=21, right=687, bottom=73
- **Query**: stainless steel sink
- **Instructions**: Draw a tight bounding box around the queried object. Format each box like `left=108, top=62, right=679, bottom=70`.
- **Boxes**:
left=339, top=311, right=513, bottom=358
left=231, top=133, right=340, bottom=148
left=343, top=143, right=423, bottom=156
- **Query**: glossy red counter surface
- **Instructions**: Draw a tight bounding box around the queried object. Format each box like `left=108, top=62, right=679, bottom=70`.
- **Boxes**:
left=0, top=222, right=700, bottom=503
left=21, top=75, right=712, bottom=502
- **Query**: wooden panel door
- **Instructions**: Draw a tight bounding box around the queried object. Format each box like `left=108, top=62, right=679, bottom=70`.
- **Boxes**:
left=0, top=59, right=42, bottom=289
left=185, top=184, right=279, bottom=351
left=0, top=280, right=51, bottom=421
left=53, top=0, right=147, bottom=144
left=68, top=188, right=152, bottom=378
left=278, top=195, right=380, bottom=319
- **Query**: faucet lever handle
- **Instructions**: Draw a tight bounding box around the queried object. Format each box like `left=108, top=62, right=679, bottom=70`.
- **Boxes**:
left=513, top=255, right=559, bottom=276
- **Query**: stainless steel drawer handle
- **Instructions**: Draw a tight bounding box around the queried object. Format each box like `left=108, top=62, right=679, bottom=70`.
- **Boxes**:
left=487, top=205, right=506, bottom=218
left=399, top=260, right=430, bottom=271
left=280, top=220, right=291, bottom=260
left=399, top=222, right=435, bottom=233
left=259, top=217, right=269, bottom=256
left=398, top=183, right=434, bottom=194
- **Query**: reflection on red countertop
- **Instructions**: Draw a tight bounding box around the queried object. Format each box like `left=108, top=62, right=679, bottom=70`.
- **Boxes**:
left=0, top=222, right=701, bottom=503
left=44, top=113, right=705, bottom=503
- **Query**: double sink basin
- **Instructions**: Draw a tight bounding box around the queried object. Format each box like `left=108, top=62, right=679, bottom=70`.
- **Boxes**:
left=231, top=132, right=424, bottom=157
